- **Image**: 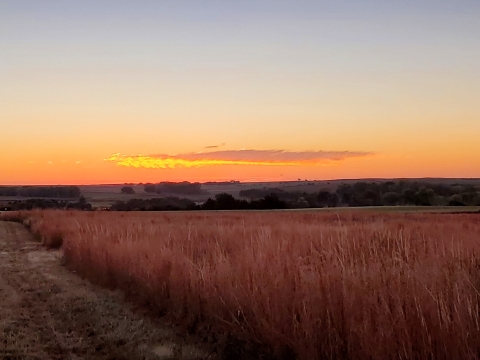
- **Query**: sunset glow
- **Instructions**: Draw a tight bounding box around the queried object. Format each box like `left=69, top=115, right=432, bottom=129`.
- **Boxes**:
left=1, top=1, right=479, bottom=184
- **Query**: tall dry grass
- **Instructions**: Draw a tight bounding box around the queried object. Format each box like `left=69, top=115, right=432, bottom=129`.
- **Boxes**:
left=3, top=210, right=480, bottom=359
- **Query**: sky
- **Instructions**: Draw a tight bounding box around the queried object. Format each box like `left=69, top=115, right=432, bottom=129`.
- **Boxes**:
left=1, top=0, right=479, bottom=185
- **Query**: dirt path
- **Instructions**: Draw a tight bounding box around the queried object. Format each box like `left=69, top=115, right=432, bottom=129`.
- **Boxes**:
left=0, top=220, right=216, bottom=360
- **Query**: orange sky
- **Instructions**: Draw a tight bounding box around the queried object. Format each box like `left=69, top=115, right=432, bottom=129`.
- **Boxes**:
left=1, top=1, right=479, bottom=185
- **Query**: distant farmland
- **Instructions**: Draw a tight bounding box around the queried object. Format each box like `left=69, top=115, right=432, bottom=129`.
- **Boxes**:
left=2, top=210, right=480, bottom=359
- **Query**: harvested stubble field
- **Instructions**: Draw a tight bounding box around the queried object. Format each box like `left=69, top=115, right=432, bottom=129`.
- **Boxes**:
left=2, top=210, right=480, bottom=359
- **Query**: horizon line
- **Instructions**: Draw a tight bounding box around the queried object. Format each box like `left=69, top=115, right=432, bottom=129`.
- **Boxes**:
left=2, top=176, right=480, bottom=187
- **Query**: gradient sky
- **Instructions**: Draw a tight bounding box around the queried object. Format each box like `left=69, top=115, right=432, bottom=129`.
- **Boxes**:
left=1, top=0, right=479, bottom=184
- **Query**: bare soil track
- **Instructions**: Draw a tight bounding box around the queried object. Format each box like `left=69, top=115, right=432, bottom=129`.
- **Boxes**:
left=0, top=221, right=215, bottom=360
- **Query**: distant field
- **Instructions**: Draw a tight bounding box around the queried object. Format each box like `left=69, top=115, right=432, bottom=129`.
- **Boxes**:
left=3, top=209, right=480, bottom=359
left=78, top=181, right=335, bottom=206
left=78, top=178, right=480, bottom=207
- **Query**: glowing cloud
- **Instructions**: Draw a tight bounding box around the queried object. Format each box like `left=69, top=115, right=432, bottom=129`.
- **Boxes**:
left=104, top=149, right=372, bottom=169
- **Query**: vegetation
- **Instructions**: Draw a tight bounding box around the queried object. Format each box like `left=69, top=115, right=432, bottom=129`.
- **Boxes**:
left=0, top=185, right=81, bottom=198
left=2, top=210, right=480, bottom=359
left=240, top=180, right=480, bottom=208
left=120, top=186, right=135, bottom=194
left=1, top=180, right=478, bottom=212
left=108, top=193, right=288, bottom=211
left=110, top=197, right=195, bottom=211
left=0, top=197, right=92, bottom=211
left=103, top=181, right=480, bottom=211
left=202, top=180, right=240, bottom=185
left=200, top=193, right=287, bottom=210
left=144, top=181, right=204, bottom=195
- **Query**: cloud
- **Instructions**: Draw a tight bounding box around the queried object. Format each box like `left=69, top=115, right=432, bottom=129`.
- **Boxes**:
left=204, top=142, right=226, bottom=149
left=104, top=149, right=372, bottom=169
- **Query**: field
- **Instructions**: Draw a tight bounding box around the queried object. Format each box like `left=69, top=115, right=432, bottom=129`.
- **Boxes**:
left=2, top=210, right=480, bottom=359
left=0, top=220, right=213, bottom=359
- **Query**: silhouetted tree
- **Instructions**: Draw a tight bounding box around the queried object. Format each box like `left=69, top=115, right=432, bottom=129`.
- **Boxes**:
left=383, top=192, right=401, bottom=206
left=317, top=190, right=331, bottom=207
left=144, top=184, right=156, bottom=193
left=402, top=188, right=417, bottom=205
left=121, top=186, right=135, bottom=194
left=327, top=193, right=339, bottom=207
left=260, top=194, right=287, bottom=209
left=215, top=193, right=238, bottom=209
left=415, top=188, right=436, bottom=206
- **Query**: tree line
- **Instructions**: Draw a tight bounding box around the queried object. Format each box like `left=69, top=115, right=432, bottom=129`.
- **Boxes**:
left=0, top=186, right=81, bottom=198
left=110, top=193, right=287, bottom=211
left=240, top=181, right=480, bottom=207
left=143, top=182, right=204, bottom=195
left=107, top=180, right=479, bottom=212
left=2, top=181, right=479, bottom=212
left=1, top=197, right=92, bottom=211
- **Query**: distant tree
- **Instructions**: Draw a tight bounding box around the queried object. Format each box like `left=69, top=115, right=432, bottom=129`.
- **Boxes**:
left=202, top=198, right=217, bottom=210
left=109, top=197, right=194, bottom=211
left=261, top=194, right=287, bottom=209
left=0, top=186, right=18, bottom=196
left=460, top=192, right=478, bottom=205
left=239, top=188, right=285, bottom=200
left=293, top=197, right=310, bottom=208
left=317, top=190, right=331, bottom=207
left=0, top=186, right=81, bottom=198
left=121, top=186, right=135, bottom=194
left=361, top=190, right=382, bottom=206
left=215, top=193, right=237, bottom=209
left=144, top=184, right=156, bottom=193
left=336, top=184, right=353, bottom=205
left=383, top=192, right=401, bottom=206
left=7, top=197, right=92, bottom=211
left=415, top=188, right=436, bottom=206
left=157, top=182, right=203, bottom=195
left=447, top=194, right=465, bottom=206
left=353, top=182, right=369, bottom=193
left=326, top=193, right=339, bottom=207
left=402, top=188, right=417, bottom=205
left=448, top=199, right=466, bottom=206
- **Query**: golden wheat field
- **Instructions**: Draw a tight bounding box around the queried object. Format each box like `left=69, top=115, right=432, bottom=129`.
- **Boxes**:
left=3, top=210, right=480, bottom=359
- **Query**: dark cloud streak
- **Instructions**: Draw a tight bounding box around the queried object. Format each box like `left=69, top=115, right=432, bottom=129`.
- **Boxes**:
left=204, top=143, right=226, bottom=149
